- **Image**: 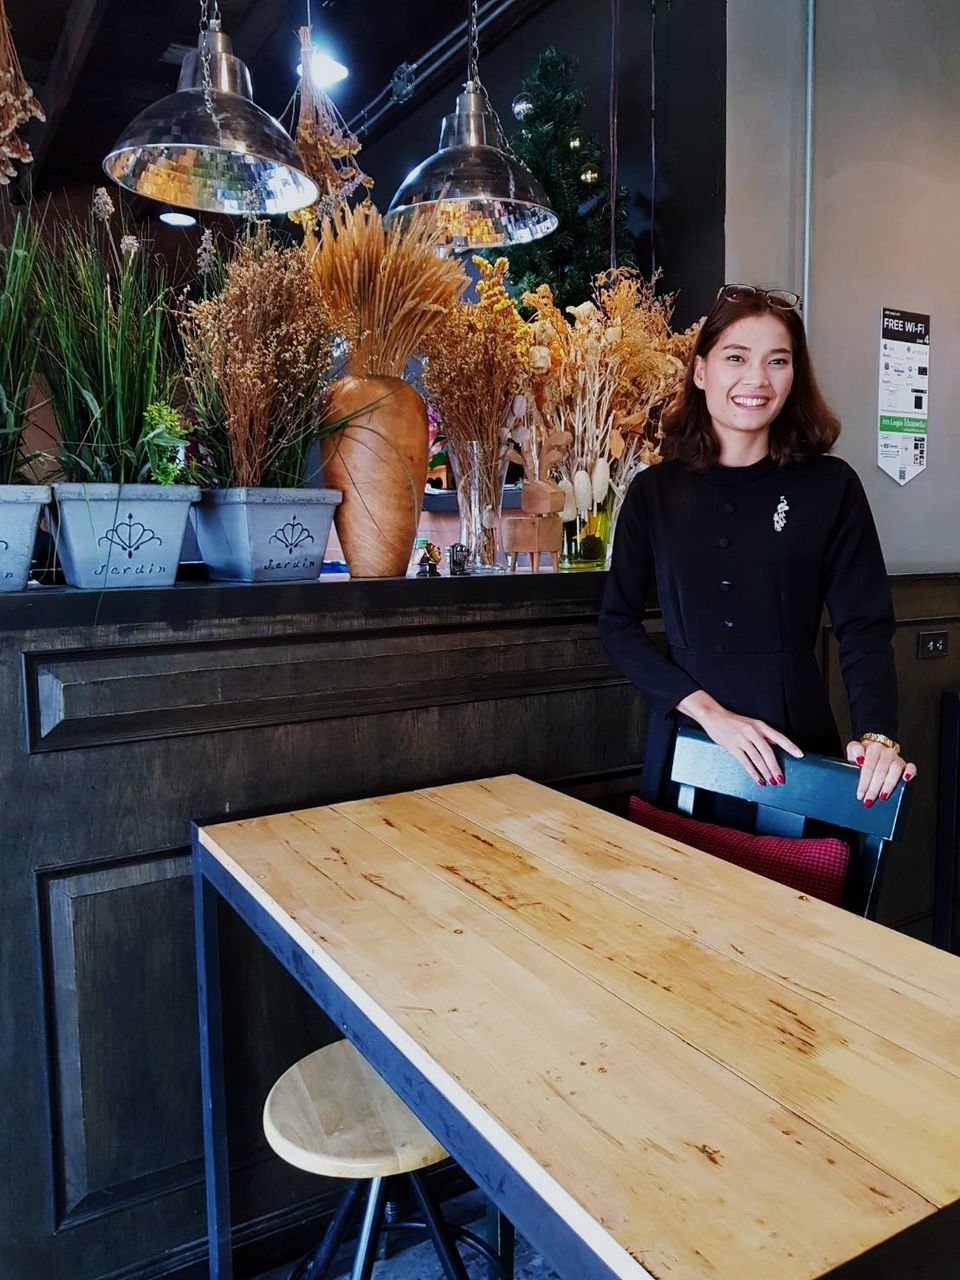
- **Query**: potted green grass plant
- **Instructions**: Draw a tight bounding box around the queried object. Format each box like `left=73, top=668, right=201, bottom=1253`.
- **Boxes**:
left=180, top=225, right=342, bottom=582
left=0, top=212, right=50, bottom=592
left=36, top=188, right=199, bottom=589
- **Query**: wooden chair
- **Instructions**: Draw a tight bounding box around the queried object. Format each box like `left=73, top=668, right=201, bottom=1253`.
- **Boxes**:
left=263, top=1038, right=513, bottom=1280
left=665, top=727, right=912, bottom=918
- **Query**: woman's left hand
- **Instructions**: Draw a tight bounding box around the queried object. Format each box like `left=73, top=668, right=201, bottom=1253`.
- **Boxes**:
left=845, top=739, right=916, bottom=806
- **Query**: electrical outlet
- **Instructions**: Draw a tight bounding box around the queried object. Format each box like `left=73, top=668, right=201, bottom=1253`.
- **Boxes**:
left=917, top=630, right=948, bottom=659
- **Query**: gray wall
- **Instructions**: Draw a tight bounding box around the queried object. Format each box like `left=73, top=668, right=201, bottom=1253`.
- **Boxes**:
left=727, top=0, right=960, bottom=573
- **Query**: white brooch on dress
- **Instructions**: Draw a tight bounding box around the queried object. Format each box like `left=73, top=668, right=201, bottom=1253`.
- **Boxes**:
left=773, top=495, right=789, bottom=533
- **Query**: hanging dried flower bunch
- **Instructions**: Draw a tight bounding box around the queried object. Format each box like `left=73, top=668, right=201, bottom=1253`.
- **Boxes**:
left=307, top=201, right=467, bottom=378
left=0, top=0, right=44, bottom=182
left=290, top=25, right=372, bottom=229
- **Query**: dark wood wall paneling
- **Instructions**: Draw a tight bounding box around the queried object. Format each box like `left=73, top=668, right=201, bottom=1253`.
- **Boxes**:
left=0, top=575, right=646, bottom=1280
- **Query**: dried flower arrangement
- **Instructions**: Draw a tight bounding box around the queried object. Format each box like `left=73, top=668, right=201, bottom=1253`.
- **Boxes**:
left=307, top=202, right=467, bottom=378
left=289, top=25, right=373, bottom=229
left=0, top=0, right=43, bottom=182
left=596, top=271, right=701, bottom=526
left=181, top=225, right=335, bottom=489
left=421, top=257, right=531, bottom=567
left=522, top=270, right=699, bottom=538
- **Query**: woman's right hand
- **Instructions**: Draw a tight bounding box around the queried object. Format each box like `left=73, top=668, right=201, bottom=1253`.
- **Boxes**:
left=676, top=690, right=804, bottom=787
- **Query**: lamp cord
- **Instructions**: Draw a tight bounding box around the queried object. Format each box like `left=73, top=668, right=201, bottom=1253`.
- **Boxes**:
left=609, top=0, right=621, bottom=270
left=650, top=0, right=657, bottom=274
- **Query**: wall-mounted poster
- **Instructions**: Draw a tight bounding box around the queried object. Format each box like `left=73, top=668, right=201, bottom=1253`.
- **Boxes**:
left=877, top=307, right=930, bottom=486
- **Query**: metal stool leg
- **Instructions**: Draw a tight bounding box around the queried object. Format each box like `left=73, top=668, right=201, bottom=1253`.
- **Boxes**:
left=490, top=1207, right=515, bottom=1280
left=293, top=1179, right=366, bottom=1280
left=350, top=1177, right=388, bottom=1280
left=405, top=1170, right=470, bottom=1280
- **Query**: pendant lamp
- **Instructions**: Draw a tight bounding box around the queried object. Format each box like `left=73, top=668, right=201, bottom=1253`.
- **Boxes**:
left=103, top=3, right=318, bottom=216
left=384, top=0, right=557, bottom=250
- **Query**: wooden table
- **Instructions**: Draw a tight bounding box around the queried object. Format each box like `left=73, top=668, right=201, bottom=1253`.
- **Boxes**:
left=193, top=776, right=960, bottom=1280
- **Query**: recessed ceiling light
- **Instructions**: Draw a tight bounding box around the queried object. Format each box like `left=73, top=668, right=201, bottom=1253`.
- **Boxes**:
left=159, top=209, right=198, bottom=227
left=296, top=50, right=349, bottom=90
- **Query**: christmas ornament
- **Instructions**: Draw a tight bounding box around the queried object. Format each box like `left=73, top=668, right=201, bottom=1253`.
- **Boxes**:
left=567, top=129, right=583, bottom=152
left=511, top=92, right=534, bottom=121
left=579, top=162, right=600, bottom=187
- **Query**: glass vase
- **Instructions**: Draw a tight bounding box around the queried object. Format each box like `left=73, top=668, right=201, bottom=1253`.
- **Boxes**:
left=449, top=438, right=507, bottom=574
left=559, top=495, right=613, bottom=571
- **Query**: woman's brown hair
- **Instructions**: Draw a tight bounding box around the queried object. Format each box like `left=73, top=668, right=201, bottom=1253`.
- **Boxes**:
left=660, top=289, right=840, bottom=469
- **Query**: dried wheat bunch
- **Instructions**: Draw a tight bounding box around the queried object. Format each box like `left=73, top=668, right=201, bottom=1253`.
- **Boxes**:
left=181, top=226, right=335, bottom=489
left=0, top=0, right=43, bottom=182
left=307, top=202, right=467, bottom=378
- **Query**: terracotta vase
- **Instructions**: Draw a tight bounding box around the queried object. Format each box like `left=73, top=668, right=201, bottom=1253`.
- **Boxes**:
left=322, top=375, right=428, bottom=578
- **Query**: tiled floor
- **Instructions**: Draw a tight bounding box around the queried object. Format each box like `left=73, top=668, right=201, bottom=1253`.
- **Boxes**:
left=259, top=1189, right=561, bottom=1280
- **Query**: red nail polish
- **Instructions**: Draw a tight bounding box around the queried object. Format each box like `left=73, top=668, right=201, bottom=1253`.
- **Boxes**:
left=905, top=773, right=914, bottom=782
left=777, top=774, right=785, bottom=784
left=757, top=777, right=766, bottom=787
left=856, top=756, right=865, bottom=766
left=880, top=792, right=888, bottom=801
left=864, top=798, right=873, bottom=808
left=769, top=777, right=777, bottom=786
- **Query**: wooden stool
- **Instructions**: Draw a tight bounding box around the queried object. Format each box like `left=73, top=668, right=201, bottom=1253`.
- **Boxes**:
left=263, top=1039, right=514, bottom=1280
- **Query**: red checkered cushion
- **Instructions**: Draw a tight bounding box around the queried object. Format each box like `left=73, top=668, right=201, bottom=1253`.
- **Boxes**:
left=628, top=796, right=850, bottom=906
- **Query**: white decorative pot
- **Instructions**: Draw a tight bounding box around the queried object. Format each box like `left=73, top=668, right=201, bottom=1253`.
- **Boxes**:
left=192, top=487, right=342, bottom=583
left=0, top=485, right=51, bottom=592
left=50, top=483, right=200, bottom=589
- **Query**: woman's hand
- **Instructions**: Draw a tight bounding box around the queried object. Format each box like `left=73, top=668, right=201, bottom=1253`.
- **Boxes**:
left=677, top=691, right=804, bottom=786
left=845, top=739, right=916, bottom=806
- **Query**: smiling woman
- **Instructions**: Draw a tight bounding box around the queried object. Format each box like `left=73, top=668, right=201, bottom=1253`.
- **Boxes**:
left=600, top=283, right=917, bottom=826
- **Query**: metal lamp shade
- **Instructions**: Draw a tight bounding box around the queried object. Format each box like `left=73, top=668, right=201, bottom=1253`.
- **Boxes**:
left=103, top=30, right=319, bottom=216
left=385, top=84, right=557, bottom=250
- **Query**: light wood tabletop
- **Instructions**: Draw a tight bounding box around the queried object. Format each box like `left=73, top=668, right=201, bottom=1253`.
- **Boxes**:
left=195, top=775, right=960, bottom=1280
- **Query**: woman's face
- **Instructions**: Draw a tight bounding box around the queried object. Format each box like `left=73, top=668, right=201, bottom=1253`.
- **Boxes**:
left=693, top=312, right=795, bottom=446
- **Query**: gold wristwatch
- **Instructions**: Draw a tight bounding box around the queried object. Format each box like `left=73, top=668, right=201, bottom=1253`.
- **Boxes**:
left=859, top=732, right=901, bottom=754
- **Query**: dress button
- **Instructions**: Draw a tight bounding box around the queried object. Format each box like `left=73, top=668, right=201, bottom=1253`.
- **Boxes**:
left=724, top=619, right=734, bottom=628
left=724, top=501, right=737, bottom=515
left=720, top=580, right=733, bottom=592
left=718, top=536, right=731, bottom=549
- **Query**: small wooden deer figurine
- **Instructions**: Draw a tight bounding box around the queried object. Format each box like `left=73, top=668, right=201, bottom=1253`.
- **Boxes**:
left=501, top=416, right=572, bottom=573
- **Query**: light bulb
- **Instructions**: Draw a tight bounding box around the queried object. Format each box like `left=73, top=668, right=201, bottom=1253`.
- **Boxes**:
left=296, top=50, right=349, bottom=90
left=159, top=209, right=197, bottom=227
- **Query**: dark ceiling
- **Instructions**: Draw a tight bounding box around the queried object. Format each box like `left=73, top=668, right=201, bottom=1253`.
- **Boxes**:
left=9, top=0, right=551, bottom=197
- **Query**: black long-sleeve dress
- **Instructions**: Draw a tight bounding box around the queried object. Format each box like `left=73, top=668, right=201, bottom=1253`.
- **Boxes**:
left=599, top=453, right=898, bottom=803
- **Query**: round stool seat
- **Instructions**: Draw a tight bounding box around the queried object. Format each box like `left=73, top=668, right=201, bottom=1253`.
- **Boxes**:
left=263, top=1039, right=448, bottom=1179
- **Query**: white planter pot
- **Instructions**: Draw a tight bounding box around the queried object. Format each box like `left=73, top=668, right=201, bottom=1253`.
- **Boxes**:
left=0, top=485, right=51, bottom=592
left=50, top=483, right=200, bottom=589
left=192, top=488, right=342, bottom=583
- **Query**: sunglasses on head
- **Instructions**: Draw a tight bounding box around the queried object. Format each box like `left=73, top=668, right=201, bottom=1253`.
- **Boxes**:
left=715, top=284, right=803, bottom=313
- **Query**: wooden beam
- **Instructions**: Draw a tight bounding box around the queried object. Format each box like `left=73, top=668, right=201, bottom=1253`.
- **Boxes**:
left=25, top=0, right=115, bottom=182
